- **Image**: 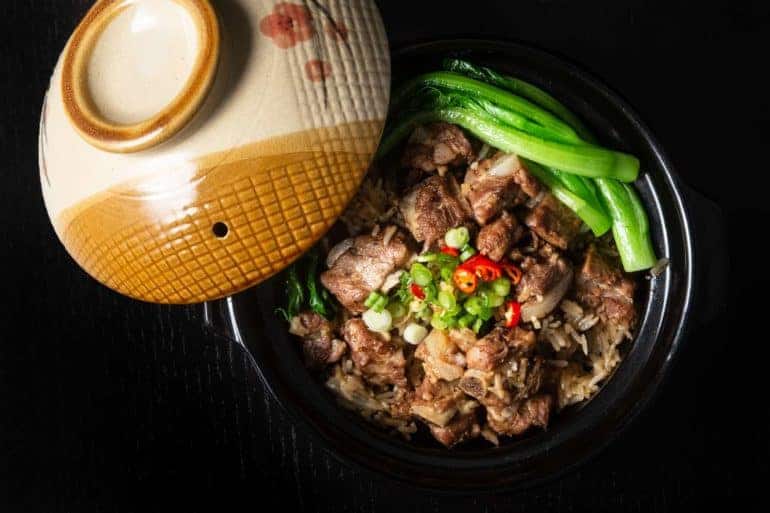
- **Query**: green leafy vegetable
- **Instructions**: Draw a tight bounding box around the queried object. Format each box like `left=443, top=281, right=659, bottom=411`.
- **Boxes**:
left=276, top=264, right=304, bottom=321
left=279, top=248, right=337, bottom=321
left=379, top=60, right=657, bottom=271
left=443, top=58, right=595, bottom=142
left=595, top=179, right=657, bottom=271
left=523, top=159, right=612, bottom=236
left=391, top=71, right=582, bottom=144
left=306, top=249, right=336, bottom=319
left=379, top=106, right=639, bottom=182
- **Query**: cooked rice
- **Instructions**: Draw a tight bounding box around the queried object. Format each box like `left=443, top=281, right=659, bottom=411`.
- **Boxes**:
left=295, top=125, right=640, bottom=447
left=339, top=177, right=397, bottom=235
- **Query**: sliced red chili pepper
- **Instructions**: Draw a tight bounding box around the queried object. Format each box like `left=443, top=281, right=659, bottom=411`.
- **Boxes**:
left=476, top=265, right=501, bottom=282
left=501, top=262, right=522, bottom=285
left=504, top=300, right=522, bottom=328
left=460, top=254, right=502, bottom=282
left=440, top=245, right=460, bottom=257
left=410, top=283, right=426, bottom=300
left=452, top=267, right=478, bottom=294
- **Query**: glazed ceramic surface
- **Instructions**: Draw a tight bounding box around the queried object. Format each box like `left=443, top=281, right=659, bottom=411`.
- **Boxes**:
left=39, top=0, right=390, bottom=304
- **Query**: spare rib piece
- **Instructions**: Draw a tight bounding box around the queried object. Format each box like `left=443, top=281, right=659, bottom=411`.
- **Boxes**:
left=429, top=411, right=481, bottom=448
left=320, top=228, right=413, bottom=313
left=517, top=252, right=574, bottom=321
left=410, top=378, right=466, bottom=427
left=461, top=327, right=540, bottom=408
left=575, top=243, right=637, bottom=351
left=476, top=211, right=524, bottom=261
left=486, top=394, right=553, bottom=436
left=325, top=365, right=384, bottom=412
left=575, top=244, right=636, bottom=326
left=401, top=123, right=474, bottom=173
left=342, top=319, right=407, bottom=387
left=555, top=245, right=638, bottom=408
left=524, top=193, right=583, bottom=250
left=466, top=327, right=511, bottom=372
left=289, top=311, right=345, bottom=368
left=415, top=329, right=466, bottom=382
left=462, top=152, right=542, bottom=225
left=399, top=175, right=473, bottom=249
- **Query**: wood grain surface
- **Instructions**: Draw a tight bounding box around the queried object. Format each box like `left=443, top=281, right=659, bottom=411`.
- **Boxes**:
left=0, top=1, right=764, bottom=512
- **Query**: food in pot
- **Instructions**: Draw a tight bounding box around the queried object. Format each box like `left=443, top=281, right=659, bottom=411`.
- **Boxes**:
left=279, top=60, right=655, bottom=447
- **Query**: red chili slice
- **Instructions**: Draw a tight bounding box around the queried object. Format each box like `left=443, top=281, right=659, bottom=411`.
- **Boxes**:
left=453, top=267, right=478, bottom=294
left=504, top=300, right=522, bottom=328
left=410, top=283, right=426, bottom=300
left=440, top=245, right=460, bottom=257
left=460, top=254, right=502, bottom=282
left=501, top=262, right=523, bottom=285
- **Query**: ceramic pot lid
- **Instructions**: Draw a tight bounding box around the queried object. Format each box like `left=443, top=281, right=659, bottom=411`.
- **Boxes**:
left=39, top=0, right=390, bottom=304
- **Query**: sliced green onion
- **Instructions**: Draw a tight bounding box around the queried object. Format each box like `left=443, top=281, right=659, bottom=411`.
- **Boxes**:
left=372, top=296, right=388, bottom=312
left=431, top=315, right=449, bottom=330
left=387, top=301, right=406, bottom=319
left=484, top=293, right=505, bottom=308
left=458, top=314, right=475, bottom=329
left=417, top=252, right=438, bottom=263
left=403, top=323, right=428, bottom=345
left=477, top=306, right=494, bottom=322
left=435, top=253, right=460, bottom=266
left=410, top=263, right=433, bottom=287
left=472, top=318, right=485, bottom=334
left=437, top=290, right=456, bottom=310
left=416, top=304, right=433, bottom=322
left=363, top=291, right=380, bottom=308
left=459, top=244, right=477, bottom=262
left=446, top=304, right=463, bottom=317
left=364, top=291, right=386, bottom=310
left=440, top=266, right=454, bottom=282
left=445, top=226, right=470, bottom=249
left=490, top=277, right=511, bottom=297
left=362, top=308, right=392, bottom=332
left=464, top=296, right=485, bottom=316
left=422, top=282, right=438, bottom=302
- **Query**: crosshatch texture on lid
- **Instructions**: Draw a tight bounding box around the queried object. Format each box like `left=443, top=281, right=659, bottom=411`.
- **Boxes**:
left=39, top=0, right=391, bottom=303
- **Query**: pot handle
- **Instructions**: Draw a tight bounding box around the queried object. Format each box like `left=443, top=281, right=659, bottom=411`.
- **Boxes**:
left=678, top=181, right=728, bottom=326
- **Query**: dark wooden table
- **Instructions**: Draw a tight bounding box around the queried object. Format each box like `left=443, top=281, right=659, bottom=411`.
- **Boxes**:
left=1, top=1, right=763, bottom=511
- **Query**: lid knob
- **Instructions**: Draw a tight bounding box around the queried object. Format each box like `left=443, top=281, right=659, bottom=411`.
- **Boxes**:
left=61, top=0, right=220, bottom=153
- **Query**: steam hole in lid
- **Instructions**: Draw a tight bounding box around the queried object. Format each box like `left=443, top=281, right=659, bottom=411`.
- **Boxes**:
left=212, top=222, right=229, bottom=239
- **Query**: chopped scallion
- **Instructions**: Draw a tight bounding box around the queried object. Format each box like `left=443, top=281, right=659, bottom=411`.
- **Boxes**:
left=445, top=226, right=470, bottom=249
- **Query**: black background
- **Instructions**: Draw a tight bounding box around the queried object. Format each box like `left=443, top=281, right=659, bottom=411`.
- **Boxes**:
left=0, top=1, right=764, bottom=511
